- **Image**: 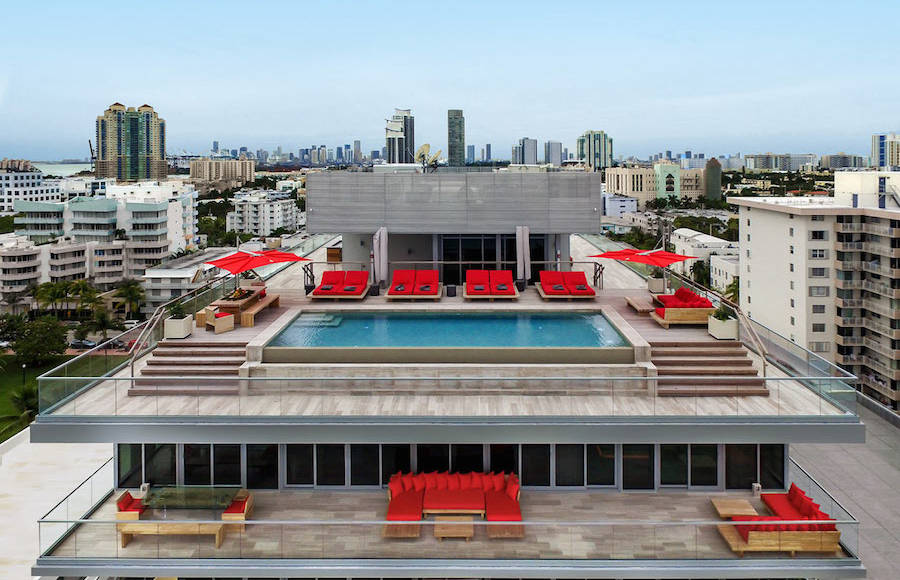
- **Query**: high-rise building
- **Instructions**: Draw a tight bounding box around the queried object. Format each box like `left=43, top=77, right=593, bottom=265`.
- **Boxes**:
left=226, top=191, right=299, bottom=237
left=481, top=147, right=485, bottom=162
left=871, top=133, right=900, bottom=168
left=485, top=143, right=491, bottom=161
left=744, top=153, right=818, bottom=171
left=512, top=137, right=538, bottom=164
left=95, top=103, right=167, bottom=181
left=385, top=108, right=415, bottom=163
left=344, top=144, right=351, bottom=163
left=466, top=145, right=475, bottom=164
left=0, top=164, right=62, bottom=212
left=576, top=130, right=614, bottom=172
left=353, top=140, right=362, bottom=163
left=604, top=162, right=714, bottom=209
left=212, top=140, right=219, bottom=153
left=335, top=147, right=343, bottom=162
left=820, top=153, right=866, bottom=169
left=189, top=159, right=256, bottom=188
left=544, top=140, right=563, bottom=166
left=447, top=109, right=465, bottom=167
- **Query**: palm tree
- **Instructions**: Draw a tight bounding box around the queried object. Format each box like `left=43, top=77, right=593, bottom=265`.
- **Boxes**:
left=34, top=281, right=70, bottom=315
left=724, top=276, right=740, bottom=304
left=87, top=306, right=124, bottom=341
left=114, top=279, right=145, bottom=320
left=69, top=279, right=97, bottom=316
left=0, top=382, right=38, bottom=437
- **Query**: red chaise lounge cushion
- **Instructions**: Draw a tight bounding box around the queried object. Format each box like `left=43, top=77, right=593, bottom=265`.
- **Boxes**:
left=466, top=270, right=491, bottom=295
left=490, top=270, right=516, bottom=295
left=414, top=270, right=440, bottom=295
left=337, top=270, right=369, bottom=295
left=387, top=270, right=416, bottom=295
left=563, top=271, right=595, bottom=296
left=485, top=490, right=522, bottom=521
left=312, top=270, right=345, bottom=295
left=223, top=498, right=247, bottom=514
left=539, top=271, right=568, bottom=295
left=386, top=489, right=424, bottom=521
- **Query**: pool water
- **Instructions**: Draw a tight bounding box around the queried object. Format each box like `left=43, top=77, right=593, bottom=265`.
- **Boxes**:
left=269, top=311, right=628, bottom=348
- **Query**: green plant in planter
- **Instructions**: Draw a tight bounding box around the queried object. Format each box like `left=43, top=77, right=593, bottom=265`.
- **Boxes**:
left=712, top=304, right=733, bottom=321
left=651, top=268, right=664, bottom=279
left=167, top=301, right=187, bottom=319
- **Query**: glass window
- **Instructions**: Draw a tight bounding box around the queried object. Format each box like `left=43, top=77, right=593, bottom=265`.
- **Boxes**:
left=521, top=444, right=551, bottom=486
left=144, top=444, right=176, bottom=486
left=117, top=443, right=142, bottom=488
left=246, top=444, right=278, bottom=489
left=555, top=444, right=584, bottom=486
left=489, top=444, right=518, bottom=475
left=350, top=444, right=380, bottom=486
left=725, top=444, right=758, bottom=489
left=622, top=444, right=654, bottom=490
left=690, top=445, right=718, bottom=487
left=286, top=444, right=314, bottom=486
left=316, top=444, right=346, bottom=486
left=660, top=444, right=688, bottom=486
left=450, top=444, right=484, bottom=473
left=381, top=444, right=411, bottom=484
left=416, top=444, right=449, bottom=473
left=759, top=444, right=785, bottom=489
left=183, top=444, right=211, bottom=485
left=586, top=444, right=615, bottom=486
left=213, top=444, right=241, bottom=486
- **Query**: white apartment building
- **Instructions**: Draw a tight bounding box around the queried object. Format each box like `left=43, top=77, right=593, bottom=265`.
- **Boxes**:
left=226, top=192, right=299, bottom=236
left=744, top=153, right=818, bottom=171
left=602, top=192, right=638, bottom=218
left=44, top=176, right=115, bottom=199
left=731, top=170, right=900, bottom=408
left=0, top=167, right=62, bottom=212
left=669, top=227, right=739, bottom=276
left=141, top=247, right=232, bottom=314
left=189, top=158, right=256, bottom=187
left=605, top=163, right=708, bottom=209
left=710, top=253, right=739, bottom=292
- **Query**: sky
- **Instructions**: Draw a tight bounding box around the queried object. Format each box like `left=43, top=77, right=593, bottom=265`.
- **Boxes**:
left=1, top=0, right=897, bottom=161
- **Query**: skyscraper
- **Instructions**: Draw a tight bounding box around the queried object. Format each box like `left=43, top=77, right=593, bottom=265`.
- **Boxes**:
left=466, top=145, right=475, bottom=164
left=575, top=130, right=614, bottom=172
left=212, top=140, right=219, bottom=153
left=335, top=147, right=343, bottom=162
left=344, top=144, right=351, bottom=163
left=871, top=133, right=900, bottom=167
left=95, top=103, right=167, bottom=181
left=385, top=108, right=415, bottom=163
left=485, top=143, right=491, bottom=161
left=544, top=140, right=563, bottom=166
left=353, top=140, right=361, bottom=163
left=512, top=138, right=538, bottom=164
left=447, top=109, right=465, bottom=167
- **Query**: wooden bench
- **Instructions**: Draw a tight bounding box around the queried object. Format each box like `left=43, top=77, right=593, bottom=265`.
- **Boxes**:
left=625, top=295, right=654, bottom=314
left=650, top=307, right=715, bottom=329
left=240, top=294, right=280, bottom=327
left=717, top=524, right=841, bottom=557
left=117, top=521, right=226, bottom=548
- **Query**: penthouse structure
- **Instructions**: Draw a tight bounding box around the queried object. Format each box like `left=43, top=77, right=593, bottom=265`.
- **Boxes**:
left=30, top=172, right=865, bottom=579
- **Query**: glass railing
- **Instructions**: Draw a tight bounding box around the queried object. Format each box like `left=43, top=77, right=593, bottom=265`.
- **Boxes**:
left=36, top=374, right=858, bottom=418
left=38, top=457, right=113, bottom=556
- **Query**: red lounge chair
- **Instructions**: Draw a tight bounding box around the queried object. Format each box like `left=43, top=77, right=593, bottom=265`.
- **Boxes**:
left=563, top=271, right=596, bottom=297
left=537, top=270, right=569, bottom=298
left=490, top=270, right=516, bottom=295
left=311, top=270, right=345, bottom=296
left=413, top=270, right=441, bottom=297
left=464, top=270, right=491, bottom=296
left=337, top=270, right=370, bottom=296
left=386, top=269, right=416, bottom=296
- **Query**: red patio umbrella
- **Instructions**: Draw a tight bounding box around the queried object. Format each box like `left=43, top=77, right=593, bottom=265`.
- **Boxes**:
left=589, top=248, right=697, bottom=292
left=205, top=249, right=310, bottom=275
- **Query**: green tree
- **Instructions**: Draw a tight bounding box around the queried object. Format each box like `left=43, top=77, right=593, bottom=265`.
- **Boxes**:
left=691, top=260, right=711, bottom=287
left=13, top=316, right=68, bottom=367
left=724, top=276, right=740, bottom=303
left=86, top=307, right=124, bottom=341
left=0, top=313, right=27, bottom=343
left=34, top=281, right=72, bottom=315
left=114, top=279, right=145, bottom=320
left=68, top=279, right=98, bottom=315
left=0, top=383, right=38, bottom=437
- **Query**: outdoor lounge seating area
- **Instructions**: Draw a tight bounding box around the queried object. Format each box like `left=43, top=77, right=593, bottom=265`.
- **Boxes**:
left=463, top=270, right=519, bottom=300
left=311, top=270, right=371, bottom=299
left=650, top=286, right=716, bottom=329
left=536, top=270, right=596, bottom=299
left=386, top=471, right=522, bottom=522
left=385, top=269, right=442, bottom=300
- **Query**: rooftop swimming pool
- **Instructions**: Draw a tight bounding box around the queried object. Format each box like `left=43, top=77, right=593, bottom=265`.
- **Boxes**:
left=267, top=311, right=628, bottom=348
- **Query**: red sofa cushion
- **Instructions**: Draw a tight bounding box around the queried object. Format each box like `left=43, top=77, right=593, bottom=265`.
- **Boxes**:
left=386, top=489, right=423, bottom=521
left=424, top=472, right=438, bottom=490
left=117, top=491, right=145, bottom=513
left=491, top=472, right=506, bottom=491
left=388, top=478, right=404, bottom=499
left=563, top=271, right=595, bottom=296
left=312, top=270, right=345, bottom=295
left=400, top=473, right=415, bottom=492
left=116, top=492, right=131, bottom=511
left=762, top=493, right=803, bottom=519
left=505, top=481, right=520, bottom=500
left=674, top=287, right=695, bottom=301
left=387, top=270, right=416, bottom=295
left=470, top=472, right=484, bottom=490
left=787, top=483, right=807, bottom=503
left=465, top=270, right=491, bottom=295
left=480, top=473, right=495, bottom=492
left=435, top=472, right=448, bottom=491
left=654, top=307, right=666, bottom=319
left=490, top=270, right=516, bottom=295
left=412, top=473, right=425, bottom=492
left=485, top=490, right=522, bottom=521
left=539, top=271, right=568, bottom=295
left=414, top=270, right=440, bottom=295
left=223, top=498, right=247, bottom=514
left=423, top=488, right=485, bottom=512
left=657, top=294, right=677, bottom=306
left=447, top=472, right=460, bottom=491
left=458, top=472, right=473, bottom=489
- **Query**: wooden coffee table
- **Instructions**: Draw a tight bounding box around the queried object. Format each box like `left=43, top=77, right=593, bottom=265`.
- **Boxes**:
left=711, top=498, right=758, bottom=519
left=433, top=515, right=474, bottom=542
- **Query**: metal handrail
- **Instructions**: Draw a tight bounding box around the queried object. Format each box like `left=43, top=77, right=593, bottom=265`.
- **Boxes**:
left=39, top=457, right=112, bottom=520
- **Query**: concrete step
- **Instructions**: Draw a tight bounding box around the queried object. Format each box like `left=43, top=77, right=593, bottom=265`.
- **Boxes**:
left=658, top=384, right=770, bottom=397
left=649, top=340, right=743, bottom=348
left=146, top=357, right=246, bottom=366
left=141, top=366, right=241, bottom=376
left=654, top=365, right=759, bottom=376
left=129, top=382, right=240, bottom=396
left=659, top=376, right=766, bottom=386
left=650, top=347, right=746, bottom=357
left=651, top=356, right=753, bottom=366
left=159, top=340, right=248, bottom=348
left=152, top=347, right=247, bottom=357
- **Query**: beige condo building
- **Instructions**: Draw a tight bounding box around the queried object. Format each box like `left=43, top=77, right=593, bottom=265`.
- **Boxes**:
left=95, top=103, right=167, bottom=182
left=189, top=158, right=256, bottom=188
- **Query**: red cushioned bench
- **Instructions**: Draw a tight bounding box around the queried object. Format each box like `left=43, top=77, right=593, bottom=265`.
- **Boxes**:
left=311, top=270, right=370, bottom=299
left=463, top=270, right=519, bottom=300
left=536, top=270, right=596, bottom=300
left=386, top=269, right=442, bottom=300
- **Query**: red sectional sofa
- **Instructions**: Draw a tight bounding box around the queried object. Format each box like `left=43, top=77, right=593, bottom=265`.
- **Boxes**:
left=386, top=471, right=521, bottom=522
left=719, top=483, right=841, bottom=556
left=650, top=286, right=716, bottom=328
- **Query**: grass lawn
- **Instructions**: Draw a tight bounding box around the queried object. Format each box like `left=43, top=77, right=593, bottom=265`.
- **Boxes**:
left=0, top=354, right=73, bottom=443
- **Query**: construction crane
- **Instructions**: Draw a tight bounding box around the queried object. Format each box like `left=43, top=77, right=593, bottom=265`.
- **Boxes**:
left=88, top=140, right=96, bottom=172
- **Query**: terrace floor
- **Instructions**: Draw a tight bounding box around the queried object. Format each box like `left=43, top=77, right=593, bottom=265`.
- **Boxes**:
left=47, top=489, right=852, bottom=561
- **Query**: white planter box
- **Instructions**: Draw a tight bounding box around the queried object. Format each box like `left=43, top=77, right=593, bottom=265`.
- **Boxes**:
left=647, top=277, right=666, bottom=294
left=163, top=315, right=193, bottom=339
left=708, top=316, right=739, bottom=340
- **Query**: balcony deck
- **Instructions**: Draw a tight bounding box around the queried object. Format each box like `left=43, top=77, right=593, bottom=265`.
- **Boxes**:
left=46, top=489, right=853, bottom=562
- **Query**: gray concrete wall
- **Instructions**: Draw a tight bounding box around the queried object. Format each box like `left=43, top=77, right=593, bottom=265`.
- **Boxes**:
left=307, top=172, right=605, bottom=234
left=387, top=233, right=434, bottom=273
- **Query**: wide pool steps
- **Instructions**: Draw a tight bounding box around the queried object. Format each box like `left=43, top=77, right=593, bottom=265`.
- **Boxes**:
left=649, top=340, right=768, bottom=397
left=130, top=339, right=248, bottom=396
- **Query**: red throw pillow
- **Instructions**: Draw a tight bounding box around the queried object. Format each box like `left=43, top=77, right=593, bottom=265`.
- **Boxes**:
left=481, top=473, right=494, bottom=492
left=447, top=473, right=460, bottom=491
left=214, top=312, right=230, bottom=318
left=259, top=288, right=267, bottom=298
left=508, top=473, right=519, bottom=487
left=424, top=472, right=438, bottom=490
left=801, top=500, right=820, bottom=517
left=470, top=472, right=483, bottom=490
left=674, top=287, right=692, bottom=300
left=388, top=478, right=404, bottom=498
left=492, top=472, right=506, bottom=492
left=505, top=481, right=520, bottom=500
left=400, top=473, right=415, bottom=492
left=413, top=473, right=426, bottom=492
left=435, top=472, right=448, bottom=491
left=458, top=472, right=472, bottom=489
left=117, top=491, right=133, bottom=511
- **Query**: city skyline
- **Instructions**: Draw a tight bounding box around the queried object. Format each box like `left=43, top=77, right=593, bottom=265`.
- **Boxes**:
left=2, top=0, right=898, bottom=160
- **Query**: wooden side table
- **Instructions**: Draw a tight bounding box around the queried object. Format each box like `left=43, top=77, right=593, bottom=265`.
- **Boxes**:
left=711, top=497, right=758, bottom=519
left=433, top=515, right=474, bottom=541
